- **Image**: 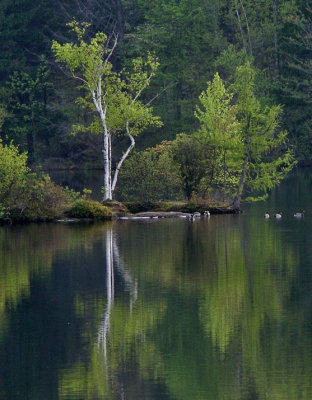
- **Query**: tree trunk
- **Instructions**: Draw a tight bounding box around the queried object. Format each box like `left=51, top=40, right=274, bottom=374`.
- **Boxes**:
left=234, top=1, right=246, bottom=51
left=272, top=0, right=279, bottom=77
left=103, top=128, right=112, bottom=200
left=232, top=155, right=248, bottom=209
left=27, top=129, right=35, bottom=165
left=238, top=0, right=253, bottom=56
left=92, top=89, right=113, bottom=200
left=232, top=115, right=251, bottom=209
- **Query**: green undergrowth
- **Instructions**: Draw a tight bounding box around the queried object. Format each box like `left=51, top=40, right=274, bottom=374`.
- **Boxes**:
left=67, top=199, right=112, bottom=220
left=124, top=200, right=232, bottom=214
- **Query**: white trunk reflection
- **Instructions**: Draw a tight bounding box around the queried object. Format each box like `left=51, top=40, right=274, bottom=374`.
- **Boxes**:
left=98, top=225, right=137, bottom=361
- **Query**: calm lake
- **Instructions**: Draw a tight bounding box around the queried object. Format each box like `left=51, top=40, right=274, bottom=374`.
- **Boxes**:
left=1, top=169, right=312, bottom=399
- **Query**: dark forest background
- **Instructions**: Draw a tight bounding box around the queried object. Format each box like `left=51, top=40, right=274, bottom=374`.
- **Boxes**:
left=1, top=0, right=312, bottom=169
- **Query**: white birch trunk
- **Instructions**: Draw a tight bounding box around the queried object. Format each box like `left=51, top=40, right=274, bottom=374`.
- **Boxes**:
left=92, top=85, right=112, bottom=200
left=103, top=128, right=112, bottom=200
left=111, top=122, right=135, bottom=193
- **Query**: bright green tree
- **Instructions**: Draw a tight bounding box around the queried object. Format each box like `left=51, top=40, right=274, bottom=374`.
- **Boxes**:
left=231, top=63, right=295, bottom=207
left=0, top=141, right=29, bottom=204
left=196, top=63, right=295, bottom=208
left=52, top=21, right=162, bottom=200
left=195, top=72, right=242, bottom=199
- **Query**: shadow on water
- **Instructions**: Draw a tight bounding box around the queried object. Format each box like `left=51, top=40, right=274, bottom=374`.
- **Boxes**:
left=0, top=169, right=312, bottom=399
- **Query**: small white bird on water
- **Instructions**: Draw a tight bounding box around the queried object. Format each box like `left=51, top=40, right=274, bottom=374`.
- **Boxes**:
left=264, top=212, right=270, bottom=218
left=294, top=211, right=305, bottom=218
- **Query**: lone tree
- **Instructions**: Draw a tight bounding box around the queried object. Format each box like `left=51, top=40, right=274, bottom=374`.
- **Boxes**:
left=52, top=21, right=162, bottom=200
left=195, top=63, right=295, bottom=208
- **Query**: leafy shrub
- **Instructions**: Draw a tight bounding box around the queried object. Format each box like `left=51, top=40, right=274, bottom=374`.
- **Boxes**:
left=117, top=143, right=183, bottom=202
left=0, top=139, right=112, bottom=221
left=0, top=140, right=29, bottom=204
left=0, top=204, right=7, bottom=219
left=8, top=174, right=74, bottom=220
left=67, top=199, right=112, bottom=219
left=171, top=133, right=214, bottom=199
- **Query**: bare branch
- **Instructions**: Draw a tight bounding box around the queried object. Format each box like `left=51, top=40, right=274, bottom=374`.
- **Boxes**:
left=72, top=72, right=88, bottom=85
left=144, top=81, right=175, bottom=107
left=103, top=33, right=119, bottom=70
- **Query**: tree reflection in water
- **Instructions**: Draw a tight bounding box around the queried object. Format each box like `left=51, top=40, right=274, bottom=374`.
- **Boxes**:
left=98, top=226, right=138, bottom=364
left=1, top=206, right=312, bottom=400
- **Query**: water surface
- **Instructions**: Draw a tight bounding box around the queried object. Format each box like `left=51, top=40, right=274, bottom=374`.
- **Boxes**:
left=1, top=170, right=312, bottom=399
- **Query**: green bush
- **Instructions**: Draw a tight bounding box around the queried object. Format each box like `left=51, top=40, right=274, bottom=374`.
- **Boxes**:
left=117, top=143, right=183, bottom=202
left=8, top=174, right=74, bottom=220
left=67, top=199, right=112, bottom=220
left=0, top=139, right=112, bottom=221
left=0, top=140, right=29, bottom=204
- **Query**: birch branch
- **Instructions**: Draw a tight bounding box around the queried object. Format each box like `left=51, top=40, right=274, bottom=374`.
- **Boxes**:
left=144, top=81, right=175, bottom=107
left=111, top=121, right=135, bottom=192
left=103, top=33, right=119, bottom=69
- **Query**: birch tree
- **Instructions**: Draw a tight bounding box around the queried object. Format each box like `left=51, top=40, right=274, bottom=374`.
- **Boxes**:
left=52, top=21, right=161, bottom=200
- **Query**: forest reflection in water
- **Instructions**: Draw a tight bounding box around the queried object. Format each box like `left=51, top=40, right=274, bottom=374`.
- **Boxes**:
left=1, top=180, right=312, bottom=399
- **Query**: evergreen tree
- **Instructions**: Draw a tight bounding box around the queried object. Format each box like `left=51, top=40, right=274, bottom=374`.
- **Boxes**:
left=196, top=63, right=295, bottom=207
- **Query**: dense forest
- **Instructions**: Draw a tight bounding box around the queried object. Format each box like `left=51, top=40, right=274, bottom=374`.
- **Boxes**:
left=0, top=0, right=311, bottom=204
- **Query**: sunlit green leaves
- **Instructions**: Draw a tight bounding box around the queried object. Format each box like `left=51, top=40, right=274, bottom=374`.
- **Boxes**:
left=0, top=140, right=29, bottom=203
left=194, top=63, right=295, bottom=204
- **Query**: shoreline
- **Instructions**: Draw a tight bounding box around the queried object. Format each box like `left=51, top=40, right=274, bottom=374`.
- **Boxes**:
left=0, top=205, right=240, bottom=225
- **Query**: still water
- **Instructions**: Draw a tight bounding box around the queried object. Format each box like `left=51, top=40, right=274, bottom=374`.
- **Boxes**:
left=1, top=169, right=312, bottom=399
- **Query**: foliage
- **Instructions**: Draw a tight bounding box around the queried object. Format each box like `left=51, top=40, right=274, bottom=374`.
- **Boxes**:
left=3, top=63, right=50, bottom=163
left=0, top=106, right=6, bottom=128
left=0, top=139, right=86, bottom=221
left=8, top=174, right=75, bottom=220
left=0, top=140, right=29, bottom=204
left=67, top=199, right=112, bottom=219
left=195, top=63, right=295, bottom=206
left=117, top=142, right=183, bottom=201
left=133, top=0, right=227, bottom=137
left=232, top=63, right=295, bottom=205
left=0, top=0, right=311, bottom=167
left=171, top=133, right=214, bottom=200
left=195, top=72, right=242, bottom=199
left=52, top=21, right=162, bottom=199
